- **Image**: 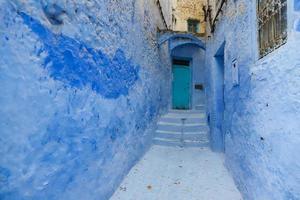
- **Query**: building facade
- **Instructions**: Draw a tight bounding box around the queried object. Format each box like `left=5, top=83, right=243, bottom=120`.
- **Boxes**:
left=172, top=0, right=206, bottom=35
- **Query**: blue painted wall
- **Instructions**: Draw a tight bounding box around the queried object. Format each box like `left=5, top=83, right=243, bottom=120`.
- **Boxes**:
left=206, top=0, right=300, bottom=199
left=0, top=1, right=171, bottom=199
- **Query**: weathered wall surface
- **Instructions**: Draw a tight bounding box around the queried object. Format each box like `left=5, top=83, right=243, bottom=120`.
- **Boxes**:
left=0, top=0, right=171, bottom=199
left=172, top=0, right=206, bottom=34
left=206, top=0, right=300, bottom=199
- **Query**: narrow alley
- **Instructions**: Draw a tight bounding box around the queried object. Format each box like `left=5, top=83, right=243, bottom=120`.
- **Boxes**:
left=111, top=144, right=241, bottom=200
left=1, top=0, right=300, bottom=200
left=111, top=109, right=242, bottom=200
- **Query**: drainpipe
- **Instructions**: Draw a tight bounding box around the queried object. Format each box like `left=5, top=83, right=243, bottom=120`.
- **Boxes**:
left=211, top=0, right=226, bottom=32
left=156, top=0, right=169, bottom=30
left=204, top=0, right=227, bottom=33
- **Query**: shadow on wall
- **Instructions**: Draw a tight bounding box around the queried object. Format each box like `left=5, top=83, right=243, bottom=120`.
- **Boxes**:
left=42, top=3, right=66, bottom=25
left=210, top=41, right=225, bottom=152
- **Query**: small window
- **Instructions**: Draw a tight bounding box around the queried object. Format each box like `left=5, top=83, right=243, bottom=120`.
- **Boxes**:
left=187, top=19, right=200, bottom=33
left=258, top=0, right=287, bottom=58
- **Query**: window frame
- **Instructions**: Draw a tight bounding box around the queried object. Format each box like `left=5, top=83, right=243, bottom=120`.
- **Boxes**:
left=187, top=19, right=201, bottom=33
left=257, top=0, right=288, bottom=58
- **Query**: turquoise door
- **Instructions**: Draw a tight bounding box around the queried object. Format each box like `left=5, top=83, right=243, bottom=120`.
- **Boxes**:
left=172, top=64, right=191, bottom=110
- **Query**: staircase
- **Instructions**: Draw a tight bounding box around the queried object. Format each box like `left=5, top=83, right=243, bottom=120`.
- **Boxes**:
left=153, top=105, right=209, bottom=148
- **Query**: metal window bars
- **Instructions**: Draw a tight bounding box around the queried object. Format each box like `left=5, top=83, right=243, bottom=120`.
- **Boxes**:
left=258, top=0, right=287, bottom=58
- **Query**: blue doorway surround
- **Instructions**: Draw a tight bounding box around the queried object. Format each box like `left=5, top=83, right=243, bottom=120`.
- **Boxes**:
left=211, top=41, right=226, bottom=152
left=158, top=32, right=206, bottom=52
left=158, top=31, right=206, bottom=111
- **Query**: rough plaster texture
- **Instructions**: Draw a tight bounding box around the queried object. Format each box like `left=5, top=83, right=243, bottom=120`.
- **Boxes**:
left=0, top=0, right=171, bottom=199
left=205, top=0, right=300, bottom=199
left=172, top=0, right=206, bottom=34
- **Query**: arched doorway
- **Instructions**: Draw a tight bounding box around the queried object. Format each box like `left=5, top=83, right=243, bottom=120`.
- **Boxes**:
left=171, top=44, right=205, bottom=110
left=159, top=32, right=206, bottom=110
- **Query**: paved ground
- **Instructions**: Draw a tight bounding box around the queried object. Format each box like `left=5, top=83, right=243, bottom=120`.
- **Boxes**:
left=110, top=145, right=243, bottom=200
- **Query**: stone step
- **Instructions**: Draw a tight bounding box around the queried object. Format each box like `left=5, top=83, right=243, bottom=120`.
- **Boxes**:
left=163, top=112, right=206, bottom=118
left=153, top=137, right=209, bottom=144
left=157, top=122, right=209, bottom=132
left=155, top=130, right=208, bottom=135
left=159, top=115, right=206, bottom=124
left=155, top=130, right=208, bottom=141
left=195, top=104, right=206, bottom=110
left=168, top=109, right=205, bottom=114
left=153, top=138, right=209, bottom=148
left=154, top=108, right=209, bottom=148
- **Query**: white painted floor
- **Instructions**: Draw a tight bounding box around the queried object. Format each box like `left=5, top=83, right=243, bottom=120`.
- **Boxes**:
left=110, top=145, right=243, bottom=200
left=111, top=109, right=242, bottom=200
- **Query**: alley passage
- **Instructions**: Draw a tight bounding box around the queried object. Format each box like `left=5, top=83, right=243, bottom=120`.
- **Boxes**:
left=110, top=109, right=242, bottom=200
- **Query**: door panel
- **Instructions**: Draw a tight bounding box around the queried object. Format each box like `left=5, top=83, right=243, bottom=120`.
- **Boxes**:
left=172, top=64, right=191, bottom=110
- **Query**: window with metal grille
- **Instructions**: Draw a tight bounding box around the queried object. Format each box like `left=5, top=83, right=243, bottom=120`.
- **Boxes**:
left=258, top=0, right=287, bottom=58
left=187, top=19, right=200, bottom=33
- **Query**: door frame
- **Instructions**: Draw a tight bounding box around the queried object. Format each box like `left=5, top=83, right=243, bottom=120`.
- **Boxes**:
left=171, top=57, right=193, bottom=110
left=213, top=41, right=226, bottom=152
